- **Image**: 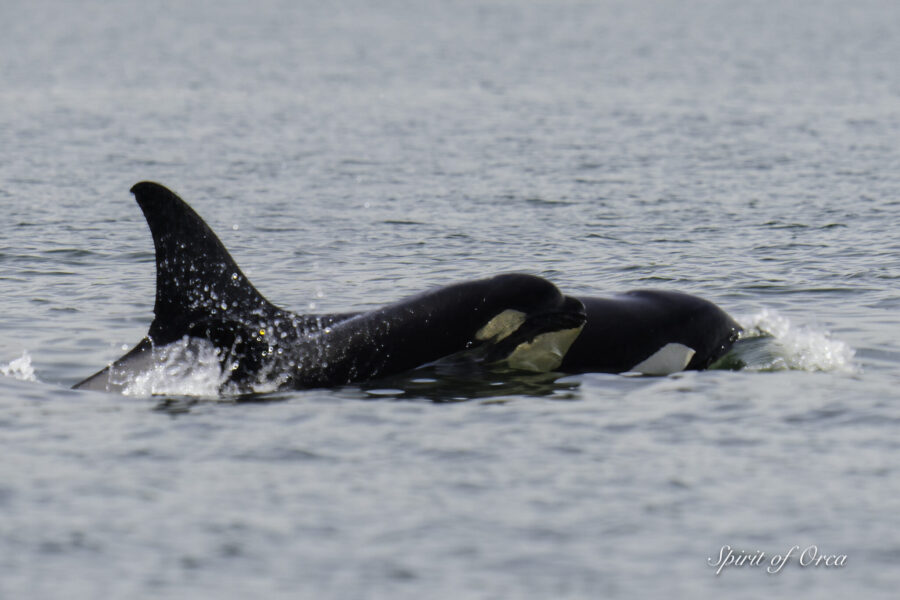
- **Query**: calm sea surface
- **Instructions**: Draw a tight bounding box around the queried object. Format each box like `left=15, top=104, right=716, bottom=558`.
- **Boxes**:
left=2, top=1, right=899, bottom=598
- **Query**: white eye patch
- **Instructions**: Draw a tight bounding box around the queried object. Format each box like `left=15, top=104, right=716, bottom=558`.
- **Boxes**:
left=628, top=343, right=696, bottom=376
left=475, top=309, right=527, bottom=342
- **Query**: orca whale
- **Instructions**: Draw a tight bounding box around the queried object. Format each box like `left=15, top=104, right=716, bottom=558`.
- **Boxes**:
left=560, top=292, right=741, bottom=375
left=74, top=182, right=741, bottom=394
left=289, top=292, right=742, bottom=377
left=73, top=182, right=586, bottom=393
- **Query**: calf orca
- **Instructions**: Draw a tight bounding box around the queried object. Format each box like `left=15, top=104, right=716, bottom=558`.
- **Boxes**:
left=281, top=292, right=742, bottom=377
left=73, top=182, right=586, bottom=393
left=305, top=292, right=742, bottom=376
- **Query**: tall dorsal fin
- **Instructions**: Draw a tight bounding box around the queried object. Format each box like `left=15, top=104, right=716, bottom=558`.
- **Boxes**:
left=131, top=182, right=279, bottom=344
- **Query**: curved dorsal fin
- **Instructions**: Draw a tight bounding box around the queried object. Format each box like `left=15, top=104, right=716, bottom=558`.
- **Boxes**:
left=131, top=182, right=279, bottom=344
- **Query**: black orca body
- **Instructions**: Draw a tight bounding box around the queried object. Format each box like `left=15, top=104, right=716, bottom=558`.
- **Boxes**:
left=269, top=292, right=743, bottom=377
left=74, top=182, right=586, bottom=393
left=560, top=292, right=742, bottom=375
left=74, top=182, right=741, bottom=394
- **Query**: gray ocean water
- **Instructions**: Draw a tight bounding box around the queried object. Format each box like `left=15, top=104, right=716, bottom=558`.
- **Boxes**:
left=2, top=0, right=899, bottom=597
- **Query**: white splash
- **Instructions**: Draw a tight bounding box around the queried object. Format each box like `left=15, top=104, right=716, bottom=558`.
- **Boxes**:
left=1, top=351, right=38, bottom=382
left=736, top=309, right=856, bottom=373
left=116, top=336, right=290, bottom=397
left=120, top=338, right=229, bottom=397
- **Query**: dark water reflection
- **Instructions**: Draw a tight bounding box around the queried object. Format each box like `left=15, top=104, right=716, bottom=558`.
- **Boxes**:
left=152, top=366, right=581, bottom=414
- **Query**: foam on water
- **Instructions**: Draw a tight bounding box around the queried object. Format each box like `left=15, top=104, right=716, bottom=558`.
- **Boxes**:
left=120, top=338, right=229, bottom=397
left=115, top=337, right=290, bottom=398
left=0, top=350, right=38, bottom=382
left=732, top=309, right=857, bottom=373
